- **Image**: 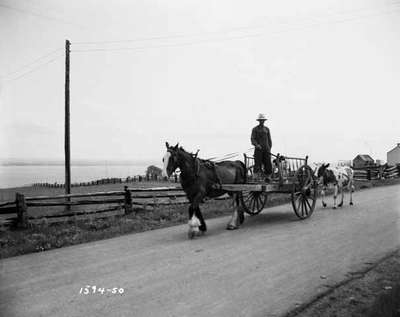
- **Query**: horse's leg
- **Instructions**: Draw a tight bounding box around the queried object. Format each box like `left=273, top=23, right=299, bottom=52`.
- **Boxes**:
left=333, top=184, right=338, bottom=209
left=237, top=193, right=245, bottom=225
left=338, top=184, right=344, bottom=207
left=321, top=186, right=327, bottom=208
left=187, top=194, right=206, bottom=238
left=187, top=204, right=200, bottom=239
left=227, top=193, right=242, bottom=230
left=195, top=206, right=207, bottom=232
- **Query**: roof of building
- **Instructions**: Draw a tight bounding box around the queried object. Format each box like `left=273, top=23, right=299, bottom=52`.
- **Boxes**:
left=387, top=143, right=400, bottom=154
left=354, top=154, right=374, bottom=162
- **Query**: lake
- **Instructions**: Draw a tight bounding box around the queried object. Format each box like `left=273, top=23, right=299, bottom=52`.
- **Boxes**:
left=0, top=163, right=154, bottom=188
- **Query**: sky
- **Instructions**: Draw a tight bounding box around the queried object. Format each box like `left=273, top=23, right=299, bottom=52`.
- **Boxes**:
left=1, top=0, right=400, bottom=165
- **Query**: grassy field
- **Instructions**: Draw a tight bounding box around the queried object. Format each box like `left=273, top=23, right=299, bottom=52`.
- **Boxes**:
left=0, top=180, right=177, bottom=202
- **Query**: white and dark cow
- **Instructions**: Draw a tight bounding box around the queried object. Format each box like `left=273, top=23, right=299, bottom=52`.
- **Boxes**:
left=316, top=163, right=355, bottom=209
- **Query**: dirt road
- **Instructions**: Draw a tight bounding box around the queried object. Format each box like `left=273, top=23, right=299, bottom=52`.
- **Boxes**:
left=1, top=184, right=399, bottom=317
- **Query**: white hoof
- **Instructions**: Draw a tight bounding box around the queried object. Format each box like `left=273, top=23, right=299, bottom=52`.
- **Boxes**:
left=188, top=229, right=196, bottom=239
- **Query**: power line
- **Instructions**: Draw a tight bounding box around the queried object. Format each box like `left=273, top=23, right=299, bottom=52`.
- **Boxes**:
left=72, top=25, right=264, bottom=46
left=2, top=54, right=63, bottom=83
left=72, top=2, right=400, bottom=46
left=0, top=4, right=84, bottom=28
left=71, top=32, right=267, bottom=53
left=0, top=47, right=63, bottom=79
left=71, top=4, right=400, bottom=53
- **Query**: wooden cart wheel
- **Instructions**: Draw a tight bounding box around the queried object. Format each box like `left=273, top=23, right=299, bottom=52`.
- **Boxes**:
left=240, top=190, right=267, bottom=215
left=291, top=165, right=317, bottom=219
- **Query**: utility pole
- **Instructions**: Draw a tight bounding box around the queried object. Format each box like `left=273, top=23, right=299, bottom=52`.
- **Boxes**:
left=65, top=39, right=71, bottom=206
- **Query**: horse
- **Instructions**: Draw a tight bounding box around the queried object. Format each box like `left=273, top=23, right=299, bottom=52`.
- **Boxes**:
left=316, top=163, right=355, bottom=209
left=162, top=142, right=247, bottom=238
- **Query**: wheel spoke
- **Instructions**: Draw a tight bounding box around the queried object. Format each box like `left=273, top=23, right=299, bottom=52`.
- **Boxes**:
left=296, top=196, right=302, bottom=213
left=304, top=197, right=312, bottom=211
left=254, top=194, right=260, bottom=211
left=257, top=194, right=263, bottom=211
left=253, top=195, right=258, bottom=211
left=251, top=196, right=256, bottom=211
left=303, top=199, right=309, bottom=215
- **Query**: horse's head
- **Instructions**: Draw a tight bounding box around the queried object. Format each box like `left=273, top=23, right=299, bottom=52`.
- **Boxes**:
left=162, top=142, right=180, bottom=177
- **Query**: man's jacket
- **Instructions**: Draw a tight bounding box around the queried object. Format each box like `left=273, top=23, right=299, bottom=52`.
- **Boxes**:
left=251, top=125, right=272, bottom=151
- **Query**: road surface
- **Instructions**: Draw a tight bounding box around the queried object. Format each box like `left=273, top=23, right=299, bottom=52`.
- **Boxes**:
left=1, top=184, right=399, bottom=317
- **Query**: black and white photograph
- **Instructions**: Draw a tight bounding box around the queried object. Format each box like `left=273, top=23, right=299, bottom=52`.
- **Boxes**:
left=1, top=0, right=400, bottom=316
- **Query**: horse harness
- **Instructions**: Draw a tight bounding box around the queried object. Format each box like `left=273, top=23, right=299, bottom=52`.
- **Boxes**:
left=192, top=153, right=222, bottom=186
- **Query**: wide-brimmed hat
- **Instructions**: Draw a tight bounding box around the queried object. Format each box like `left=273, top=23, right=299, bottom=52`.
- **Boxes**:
left=256, top=113, right=267, bottom=121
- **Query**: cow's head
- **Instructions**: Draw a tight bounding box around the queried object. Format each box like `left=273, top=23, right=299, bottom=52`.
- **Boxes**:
left=316, top=163, right=330, bottom=184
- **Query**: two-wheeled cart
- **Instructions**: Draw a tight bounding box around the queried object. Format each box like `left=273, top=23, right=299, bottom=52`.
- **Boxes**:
left=219, top=153, right=318, bottom=219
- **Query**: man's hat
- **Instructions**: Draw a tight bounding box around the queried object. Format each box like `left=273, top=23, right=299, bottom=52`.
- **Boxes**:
left=256, top=113, right=267, bottom=121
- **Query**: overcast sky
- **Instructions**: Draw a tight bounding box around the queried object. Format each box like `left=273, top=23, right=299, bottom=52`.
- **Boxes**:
left=1, top=0, right=399, bottom=164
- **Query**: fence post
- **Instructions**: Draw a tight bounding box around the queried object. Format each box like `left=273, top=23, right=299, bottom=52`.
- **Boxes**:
left=124, top=186, right=133, bottom=214
left=367, top=169, right=371, bottom=181
left=16, top=193, right=28, bottom=228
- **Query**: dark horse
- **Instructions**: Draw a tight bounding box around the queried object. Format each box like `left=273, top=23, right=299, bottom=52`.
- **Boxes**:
left=162, top=142, right=247, bottom=238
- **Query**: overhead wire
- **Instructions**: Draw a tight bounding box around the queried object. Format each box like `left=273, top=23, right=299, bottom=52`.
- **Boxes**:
left=72, top=1, right=400, bottom=47
left=2, top=54, right=64, bottom=83
left=0, top=3, right=84, bottom=27
left=4, top=3, right=400, bottom=79
left=0, top=47, right=63, bottom=80
left=71, top=3, right=400, bottom=53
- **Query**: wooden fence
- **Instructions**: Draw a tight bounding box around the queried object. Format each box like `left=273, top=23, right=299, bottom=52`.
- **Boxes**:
left=353, top=164, right=400, bottom=181
left=32, top=175, right=179, bottom=188
left=0, top=186, right=229, bottom=228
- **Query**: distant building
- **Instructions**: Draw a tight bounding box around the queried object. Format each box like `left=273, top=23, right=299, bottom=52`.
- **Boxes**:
left=352, top=154, right=374, bottom=169
left=337, top=160, right=352, bottom=167
left=387, top=143, right=400, bottom=166
left=375, top=159, right=385, bottom=166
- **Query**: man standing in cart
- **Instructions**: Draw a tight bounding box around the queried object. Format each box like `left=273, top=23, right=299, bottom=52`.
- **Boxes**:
left=251, top=113, right=273, bottom=182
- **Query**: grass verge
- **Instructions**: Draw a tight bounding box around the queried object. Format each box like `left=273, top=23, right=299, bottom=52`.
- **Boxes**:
left=286, top=250, right=400, bottom=317
left=1, top=178, right=399, bottom=259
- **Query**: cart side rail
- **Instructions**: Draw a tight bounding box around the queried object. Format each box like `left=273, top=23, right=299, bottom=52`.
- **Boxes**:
left=243, top=152, right=309, bottom=180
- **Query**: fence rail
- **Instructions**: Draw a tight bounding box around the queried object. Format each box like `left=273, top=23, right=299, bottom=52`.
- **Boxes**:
left=353, top=164, right=400, bottom=181
left=0, top=185, right=229, bottom=227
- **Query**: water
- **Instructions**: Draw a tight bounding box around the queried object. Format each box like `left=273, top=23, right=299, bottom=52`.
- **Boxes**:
left=0, top=163, right=153, bottom=188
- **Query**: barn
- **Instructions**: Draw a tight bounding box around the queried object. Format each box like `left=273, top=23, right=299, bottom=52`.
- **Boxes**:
left=387, top=143, right=400, bottom=166
left=352, top=154, right=375, bottom=169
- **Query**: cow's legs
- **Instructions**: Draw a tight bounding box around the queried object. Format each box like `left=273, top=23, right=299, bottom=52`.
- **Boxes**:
left=227, top=193, right=244, bottom=230
left=333, top=184, right=338, bottom=209
left=349, top=181, right=354, bottom=205
left=321, top=187, right=327, bottom=207
left=338, top=185, right=344, bottom=207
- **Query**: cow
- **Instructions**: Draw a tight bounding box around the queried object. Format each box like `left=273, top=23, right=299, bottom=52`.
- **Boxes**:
left=316, top=163, right=355, bottom=209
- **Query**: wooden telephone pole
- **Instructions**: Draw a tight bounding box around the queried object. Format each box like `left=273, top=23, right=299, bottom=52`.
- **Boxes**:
left=65, top=39, right=71, bottom=201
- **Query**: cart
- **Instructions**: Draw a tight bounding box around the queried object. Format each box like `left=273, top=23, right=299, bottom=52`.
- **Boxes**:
left=218, top=153, right=318, bottom=219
